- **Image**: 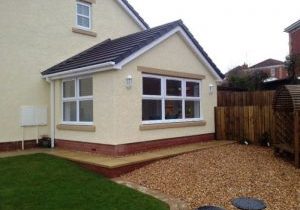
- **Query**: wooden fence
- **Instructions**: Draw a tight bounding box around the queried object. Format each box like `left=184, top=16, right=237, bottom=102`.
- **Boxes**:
left=216, top=90, right=276, bottom=143
left=218, top=90, right=275, bottom=106
left=215, top=106, right=275, bottom=143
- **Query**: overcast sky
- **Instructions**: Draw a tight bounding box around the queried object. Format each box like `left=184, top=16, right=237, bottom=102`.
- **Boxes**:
left=129, top=0, right=300, bottom=73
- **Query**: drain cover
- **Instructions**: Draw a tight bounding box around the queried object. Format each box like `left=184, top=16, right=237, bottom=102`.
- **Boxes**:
left=196, top=206, right=225, bottom=210
left=232, top=197, right=266, bottom=210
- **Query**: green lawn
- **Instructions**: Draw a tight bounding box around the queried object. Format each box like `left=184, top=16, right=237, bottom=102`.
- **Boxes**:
left=0, top=154, right=169, bottom=210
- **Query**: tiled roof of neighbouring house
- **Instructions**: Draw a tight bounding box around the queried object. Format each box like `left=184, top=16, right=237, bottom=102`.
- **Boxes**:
left=285, top=19, right=300, bottom=32
left=120, top=0, right=150, bottom=29
left=42, top=20, right=224, bottom=79
left=250, top=59, right=284, bottom=69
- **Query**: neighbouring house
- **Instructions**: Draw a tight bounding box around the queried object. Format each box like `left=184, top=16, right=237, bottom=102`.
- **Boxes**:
left=0, top=0, right=223, bottom=155
left=285, top=19, right=300, bottom=79
left=248, top=59, right=288, bottom=82
left=261, top=19, right=300, bottom=90
left=285, top=19, right=300, bottom=56
left=223, top=59, right=288, bottom=82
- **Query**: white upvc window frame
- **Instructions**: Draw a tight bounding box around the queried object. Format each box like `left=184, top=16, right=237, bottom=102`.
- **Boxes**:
left=270, top=68, right=276, bottom=77
left=142, top=74, right=203, bottom=124
left=76, top=1, right=92, bottom=30
left=62, top=76, right=93, bottom=125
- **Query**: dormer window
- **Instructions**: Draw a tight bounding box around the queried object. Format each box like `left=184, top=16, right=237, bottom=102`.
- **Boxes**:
left=76, top=1, right=92, bottom=30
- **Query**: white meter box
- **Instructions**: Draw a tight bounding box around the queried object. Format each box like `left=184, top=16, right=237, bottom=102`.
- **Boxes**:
left=20, top=106, right=47, bottom=127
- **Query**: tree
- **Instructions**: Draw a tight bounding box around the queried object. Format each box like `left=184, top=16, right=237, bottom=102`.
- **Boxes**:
left=227, top=70, right=268, bottom=91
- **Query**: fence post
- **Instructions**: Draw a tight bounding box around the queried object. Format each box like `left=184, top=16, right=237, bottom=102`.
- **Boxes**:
left=295, top=111, right=299, bottom=167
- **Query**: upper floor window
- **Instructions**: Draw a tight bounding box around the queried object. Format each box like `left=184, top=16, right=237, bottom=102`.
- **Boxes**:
left=62, top=77, right=93, bottom=124
left=76, top=1, right=92, bottom=30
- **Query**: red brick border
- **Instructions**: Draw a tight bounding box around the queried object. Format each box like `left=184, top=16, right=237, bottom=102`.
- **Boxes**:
left=0, top=140, right=38, bottom=152
left=77, top=160, right=157, bottom=178
left=56, top=133, right=214, bottom=156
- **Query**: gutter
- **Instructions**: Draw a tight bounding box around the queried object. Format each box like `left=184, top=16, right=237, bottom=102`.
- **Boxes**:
left=42, top=61, right=116, bottom=80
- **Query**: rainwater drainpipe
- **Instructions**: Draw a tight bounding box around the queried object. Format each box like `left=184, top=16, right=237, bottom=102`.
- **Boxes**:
left=49, top=79, right=55, bottom=148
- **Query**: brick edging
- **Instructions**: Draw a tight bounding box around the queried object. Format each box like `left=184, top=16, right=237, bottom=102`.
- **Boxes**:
left=0, top=140, right=38, bottom=152
left=56, top=133, right=215, bottom=156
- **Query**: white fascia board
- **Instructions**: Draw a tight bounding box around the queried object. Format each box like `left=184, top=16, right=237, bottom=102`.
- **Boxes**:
left=114, top=27, right=181, bottom=69
left=176, top=28, right=222, bottom=81
left=116, top=0, right=148, bottom=30
left=43, top=62, right=116, bottom=80
left=115, top=26, right=222, bottom=81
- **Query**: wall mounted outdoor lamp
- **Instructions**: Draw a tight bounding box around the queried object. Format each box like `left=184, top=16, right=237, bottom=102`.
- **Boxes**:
left=126, top=75, right=133, bottom=89
left=209, top=84, right=214, bottom=95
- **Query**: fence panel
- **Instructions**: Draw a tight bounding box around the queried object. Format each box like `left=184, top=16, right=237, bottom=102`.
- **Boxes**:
left=215, top=106, right=275, bottom=143
left=217, top=90, right=275, bottom=106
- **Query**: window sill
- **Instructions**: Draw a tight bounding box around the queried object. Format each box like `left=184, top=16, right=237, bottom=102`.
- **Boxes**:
left=139, top=120, right=206, bottom=131
left=57, top=124, right=96, bottom=132
left=81, top=0, right=96, bottom=4
left=72, top=27, right=97, bottom=37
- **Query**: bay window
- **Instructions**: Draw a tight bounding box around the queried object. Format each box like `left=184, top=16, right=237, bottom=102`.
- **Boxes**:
left=62, top=77, right=93, bottom=124
left=142, top=74, right=202, bottom=124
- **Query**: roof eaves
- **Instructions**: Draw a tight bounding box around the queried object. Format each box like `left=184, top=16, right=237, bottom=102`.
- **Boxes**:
left=41, top=39, right=111, bottom=75
left=178, top=21, right=224, bottom=79
left=285, top=19, right=300, bottom=32
left=118, top=0, right=150, bottom=30
left=113, top=24, right=179, bottom=64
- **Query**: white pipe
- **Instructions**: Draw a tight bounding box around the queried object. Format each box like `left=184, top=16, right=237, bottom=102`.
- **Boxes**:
left=50, top=80, right=55, bottom=148
left=22, top=127, right=24, bottom=150
left=36, top=125, right=39, bottom=144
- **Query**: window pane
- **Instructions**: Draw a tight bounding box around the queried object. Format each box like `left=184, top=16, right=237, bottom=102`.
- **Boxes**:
left=142, top=100, right=162, bottom=121
left=166, top=80, right=182, bottom=96
left=79, top=100, right=93, bottom=122
left=63, top=101, right=76, bottom=121
left=143, top=77, right=161, bottom=95
left=77, top=3, right=89, bottom=16
left=79, top=78, right=93, bottom=96
left=165, top=100, right=182, bottom=119
left=77, top=16, right=90, bottom=28
left=185, top=101, right=200, bottom=118
left=63, top=80, right=75, bottom=98
left=186, top=82, right=200, bottom=97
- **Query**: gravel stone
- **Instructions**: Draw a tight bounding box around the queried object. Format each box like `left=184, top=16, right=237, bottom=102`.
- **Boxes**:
left=121, top=144, right=300, bottom=210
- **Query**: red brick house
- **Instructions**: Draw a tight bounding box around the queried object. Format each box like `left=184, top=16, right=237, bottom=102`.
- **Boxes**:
left=249, top=59, right=288, bottom=81
left=285, top=19, right=300, bottom=79
left=285, top=19, right=300, bottom=56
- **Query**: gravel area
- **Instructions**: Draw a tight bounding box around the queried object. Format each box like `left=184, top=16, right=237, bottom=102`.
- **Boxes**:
left=121, top=144, right=300, bottom=210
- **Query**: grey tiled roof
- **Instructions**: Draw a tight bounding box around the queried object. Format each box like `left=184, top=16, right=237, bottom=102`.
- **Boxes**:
left=42, top=20, right=223, bottom=79
left=250, top=59, right=284, bottom=69
left=285, top=19, right=300, bottom=32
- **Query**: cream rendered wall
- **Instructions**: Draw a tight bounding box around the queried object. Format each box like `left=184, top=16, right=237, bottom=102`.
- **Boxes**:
left=55, top=32, right=218, bottom=145
left=0, top=0, right=142, bottom=143
left=113, top=33, right=218, bottom=144
left=54, top=71, right=118, bottom=144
